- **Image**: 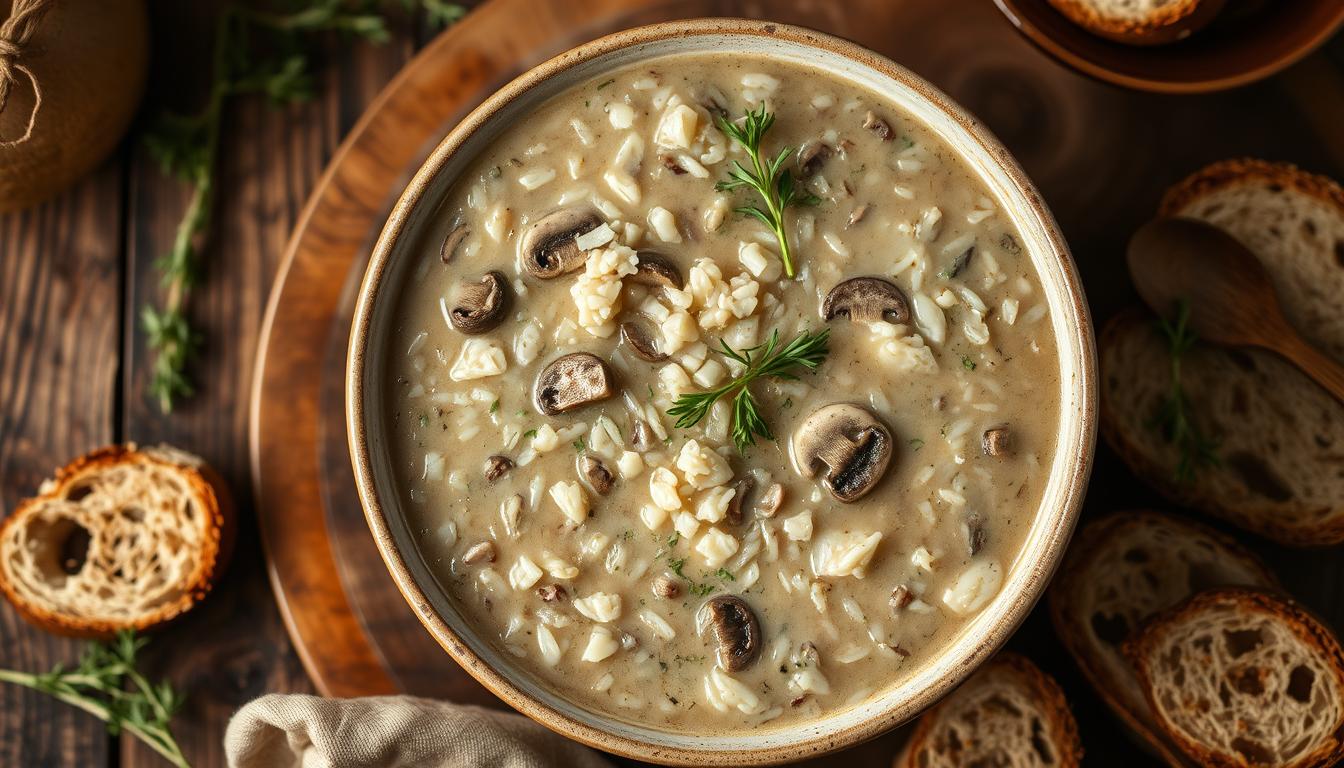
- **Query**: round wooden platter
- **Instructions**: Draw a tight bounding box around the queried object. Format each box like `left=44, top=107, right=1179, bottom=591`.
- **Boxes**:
left=251, top=0, right=1344, bottom=764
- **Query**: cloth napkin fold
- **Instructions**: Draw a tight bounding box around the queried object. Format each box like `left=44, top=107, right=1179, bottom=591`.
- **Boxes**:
left=225, top=694, right=615, bottom=768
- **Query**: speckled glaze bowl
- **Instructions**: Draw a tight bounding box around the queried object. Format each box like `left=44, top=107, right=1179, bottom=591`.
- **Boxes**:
left=347, top=18, right=1096, bottom=765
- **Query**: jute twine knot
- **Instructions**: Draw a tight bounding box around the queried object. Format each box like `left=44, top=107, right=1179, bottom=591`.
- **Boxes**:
left=0, top=0, right=53, bottom=148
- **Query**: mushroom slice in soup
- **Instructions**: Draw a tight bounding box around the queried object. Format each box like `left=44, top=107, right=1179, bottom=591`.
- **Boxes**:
left=698, top=594, right=762, bottom=672
left=534, top=353, right=616, bottom=415
left=521, top=207, right=603, bottom=278
left=822, top=277, right=910, bottom=325
left=448, top=271, right=511, bottom=334
left=791, top=403, right=894, bottom=502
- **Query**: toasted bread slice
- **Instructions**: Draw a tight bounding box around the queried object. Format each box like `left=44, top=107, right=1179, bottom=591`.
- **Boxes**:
left=1046, top=0, right=1226, bottom=45
left=1050, top=511, right=1276, bottom=764
left=0, top=444, right=234, bottom=638
left=1100, top=159, right=1344, bottom=546
left=895, top=653, right=1082, bottom=768
left=1125, top=588, right=1344, bottom=768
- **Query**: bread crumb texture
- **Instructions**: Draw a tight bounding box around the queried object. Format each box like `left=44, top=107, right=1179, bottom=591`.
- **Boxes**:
left=0, top=444, right=231, bottom=637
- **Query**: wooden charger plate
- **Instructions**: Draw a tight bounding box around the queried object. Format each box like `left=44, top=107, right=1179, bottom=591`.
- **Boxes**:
left=251, top=0, right=1344, bottom=763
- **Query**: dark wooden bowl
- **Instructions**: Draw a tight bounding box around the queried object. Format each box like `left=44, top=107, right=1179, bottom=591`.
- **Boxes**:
left=993, top=0, right=1344, bottom=93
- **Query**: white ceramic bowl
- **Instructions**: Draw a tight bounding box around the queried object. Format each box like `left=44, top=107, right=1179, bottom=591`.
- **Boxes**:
left=348, top=18, right=1096, bottom=765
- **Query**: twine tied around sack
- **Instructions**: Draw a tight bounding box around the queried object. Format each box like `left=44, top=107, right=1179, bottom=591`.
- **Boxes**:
left=0, top=0, right=53, bottom=147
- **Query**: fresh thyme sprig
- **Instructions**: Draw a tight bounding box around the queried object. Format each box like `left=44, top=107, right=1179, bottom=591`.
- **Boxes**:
left=0, top=631, right=189, bottom=768
left=1154, top=299, right=1219, bottom=482
left=714, top=105, right=818, bottom=279
left=140, top=0, right=465, bottom=413
left=668, top=328, right=830, bottom=453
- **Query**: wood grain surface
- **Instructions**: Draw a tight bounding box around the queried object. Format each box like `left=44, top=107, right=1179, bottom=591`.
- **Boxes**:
left=0, top=1, right=1341, bottom=767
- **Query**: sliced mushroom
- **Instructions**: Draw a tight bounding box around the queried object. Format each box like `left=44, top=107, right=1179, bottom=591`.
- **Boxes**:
left=580, top=455, right=614, bottom=495
left=521, top=207, right=602, bottom=279
left=862, top=110, right=893, bottom=141
left=652, top=574, right=681, bottom=599
left=536, top=583, right=567, bottom=602
left=462, top=541, right=496, bottom=565
left=796, top=140, right=833, bottom=178
left=440, top=223, right=470, bottom=263
left=483, top=455, right=513, bottom=483
left=630, top=419, right=654, bottom=452
left=940, top=245, right=974, bottom=280
left=822, top=276, right=910, bottom=325
left=534, top=353, right=616, bottom=415
left=754, top=482, right=784, bottom=518
left=890, top=584, right=914, bottom=612
left=964, top=514, right=986, bottom=556
left=982, top=425, right=1012, bottom=457
left=449, top=271, right=511, bottom=334
left=791, top=403, right=894, bottom=503
left=725, top=476, right=755, bottom=526
left=619, top=321, right=668, bottom=362
left=629, top=251, right=683, bottom=289
left=698, top=595, right=762, bottom=672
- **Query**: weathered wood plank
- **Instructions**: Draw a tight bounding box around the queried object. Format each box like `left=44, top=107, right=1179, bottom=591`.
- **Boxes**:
left=118, top=5, right=421, bottom=767
left=0, top=161, right=123, bottom=766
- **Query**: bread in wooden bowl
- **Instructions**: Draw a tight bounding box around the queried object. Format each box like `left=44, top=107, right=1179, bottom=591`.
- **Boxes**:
left=1124, top=587, right=1344, bottom=768
left=0, top=444, right=234, bottom=638
left=894, top=652, right=1082, bottom=768
left=1046, top=0, right=1226, bottom=45
left=1100, top=159, right=1344, bottom=546
left=1050, top=510, right=1277, bottom=765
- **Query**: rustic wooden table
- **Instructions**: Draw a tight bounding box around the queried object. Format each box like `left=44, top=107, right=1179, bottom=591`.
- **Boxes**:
left=2, top=2, right=1342, bottom=767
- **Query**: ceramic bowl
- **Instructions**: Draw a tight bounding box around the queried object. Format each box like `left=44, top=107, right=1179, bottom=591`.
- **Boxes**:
left=994, top=0, right=1344, bottom=93
left=347, top=18, right=1096, bottom=765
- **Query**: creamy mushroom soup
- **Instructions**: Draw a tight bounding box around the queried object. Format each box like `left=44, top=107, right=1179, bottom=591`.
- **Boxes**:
left=384, top=53, right=1060, bottom=731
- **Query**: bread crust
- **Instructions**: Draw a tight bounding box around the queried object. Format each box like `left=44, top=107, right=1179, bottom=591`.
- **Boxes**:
left=1048, top=510, right=1276, bottom=766
left=1124, top=587, right=1344, bottom=768
left=1046, top=0, right=1226, bottom=46
left=0, top=444, right=235, bottom=638
left=895, top=652, right=1082, bottom=768
left=1160, top=158, right=1344, bottom=219
left=1099, top=309, right=1344, bottom=546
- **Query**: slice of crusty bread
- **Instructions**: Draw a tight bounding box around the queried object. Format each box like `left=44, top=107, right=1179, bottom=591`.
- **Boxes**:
left=1101, top=159, right=1344, bottom=546
left=0, top=444, right=234, bottom=638
left=1125, top=588, right=1344, bottom=768
left=895, top=652, right=1082, bottom=768
left=1050, top=511, right=1276, bottom=765
left=1046, top=0, right=1226, bottom=45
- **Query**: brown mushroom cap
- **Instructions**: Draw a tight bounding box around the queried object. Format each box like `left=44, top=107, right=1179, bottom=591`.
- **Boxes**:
left=440, top=222, right=470, bottom=263
left=521, top=207, right=602, bottom=279
left=796, top=140, right=833, bottom=178
left=534, top=353, right=615, bottom=415
left=822, top=276, right=910, bottom=325
left=619, top=321, right=668, bottom=362
left=629, top=251, right=683, bottom=289
left=483, top=455, right=513, bottom=483
left=790, top=403, right=894, bottom=503
left=580, top=455, right=614, bottom=495
left=449, top=271, right=511, bottom=334
left=698, top=594, right=762, bottom=672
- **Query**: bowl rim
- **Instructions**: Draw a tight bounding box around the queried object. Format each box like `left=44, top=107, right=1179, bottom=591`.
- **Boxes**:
left=347, top=17, right=1097, bottom=765
left=991, top=0, right=1344, bottom=94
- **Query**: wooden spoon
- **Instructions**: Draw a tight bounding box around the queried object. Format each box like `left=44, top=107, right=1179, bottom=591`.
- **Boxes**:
left=1127, top=217, right=1344, bottom=402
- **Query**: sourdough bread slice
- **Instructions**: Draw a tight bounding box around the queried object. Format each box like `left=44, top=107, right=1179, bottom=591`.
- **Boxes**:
left=1125, top=588, right=1344, bottom=768
left=1049, top=511, right=1276, bottom=765
left=0, top=444, right=234, bottom=638
left=1046, top=0, right=1226, bottom=45
left=895, top=653, right=1082, bottom=768
left=1100, top=159, right=1344, bottom=546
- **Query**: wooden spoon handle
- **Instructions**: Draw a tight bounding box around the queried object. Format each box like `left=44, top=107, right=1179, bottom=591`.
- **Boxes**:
left=1275, top=333, right=1344, bottom=404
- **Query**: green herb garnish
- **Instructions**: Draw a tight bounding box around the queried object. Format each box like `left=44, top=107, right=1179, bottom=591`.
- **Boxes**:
left=690, top=582, right=717, bottom=596
left=962, top=355, right=977, bottom=371
left=489, top=398, right=500, bottom=414
left=909, top=437, right=925, bottom=451
left=715, top=568, right=735, bottom=582
left=667, top=328, right=830, bottom=453
left=0, top=631, right=189, bottom=767
left=523, top=429, right=538, bottom=439
left=1155, top=299, right=1219, bottom=482
left=714, top=105, right=818, bottom=278
left=573, top=436, right=586, bottom=453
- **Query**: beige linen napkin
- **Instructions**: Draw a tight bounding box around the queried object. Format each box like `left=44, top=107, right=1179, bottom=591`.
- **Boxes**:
left=225, top=694, right=615, bottom=768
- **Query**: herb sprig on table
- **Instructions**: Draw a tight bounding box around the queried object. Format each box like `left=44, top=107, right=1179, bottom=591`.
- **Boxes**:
left=0, top=631, right=190, bottom=768
left=1154, top=299, right=1219, bottom=482
left=714, top=105, right=818, bottom=279
left=141, top=0, right=465, bottom=413
left=668, top=328, right=830, bottom=453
